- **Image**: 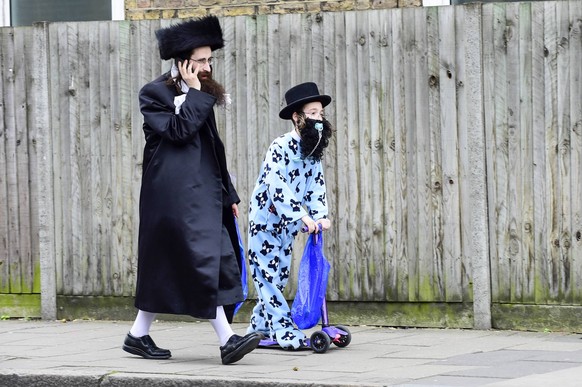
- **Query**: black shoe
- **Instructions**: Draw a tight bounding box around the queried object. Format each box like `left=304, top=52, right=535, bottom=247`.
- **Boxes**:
left=122, top=333, right=172, bottom=359
left=220, top=332, right=262, bottom=365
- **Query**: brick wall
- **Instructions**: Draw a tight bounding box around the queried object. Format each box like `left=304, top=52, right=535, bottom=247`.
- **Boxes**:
left=125, top=0, right=422, bottom=20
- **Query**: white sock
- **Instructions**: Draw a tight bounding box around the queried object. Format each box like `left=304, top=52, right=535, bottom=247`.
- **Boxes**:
left=129, top=310, right=156, bottom=338
left=209, top=305, right=235, bottom=346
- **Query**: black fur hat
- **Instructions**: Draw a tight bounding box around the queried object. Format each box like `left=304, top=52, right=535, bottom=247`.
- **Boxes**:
left=155, top=16, right=224, bottom=60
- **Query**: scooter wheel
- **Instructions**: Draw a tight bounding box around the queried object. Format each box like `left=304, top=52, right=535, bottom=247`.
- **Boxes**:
left=310, top=331, right=331, bottom=353
left=332, top=325, right=352, bottom=347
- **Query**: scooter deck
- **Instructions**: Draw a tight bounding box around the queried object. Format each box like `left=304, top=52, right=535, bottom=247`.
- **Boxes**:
left=258, top=338, right=312, bottom=351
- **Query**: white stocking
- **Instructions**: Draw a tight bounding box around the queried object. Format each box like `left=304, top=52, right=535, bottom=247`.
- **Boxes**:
left=209, top=305, right=235, bottom=346
left=129, top=310, right=156, bottom=338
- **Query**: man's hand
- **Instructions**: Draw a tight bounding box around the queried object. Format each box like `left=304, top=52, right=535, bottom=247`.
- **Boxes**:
left=231, top=203, right=239, bottom=218
left=178, top=59, right=201, bottom=90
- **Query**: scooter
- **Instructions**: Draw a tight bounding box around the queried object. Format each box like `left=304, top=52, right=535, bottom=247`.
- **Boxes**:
left=258, top=225, right=352, bottom=353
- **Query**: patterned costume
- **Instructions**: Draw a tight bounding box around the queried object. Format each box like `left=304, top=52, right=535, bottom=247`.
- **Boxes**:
left=247, top=129, right=328, bottom=349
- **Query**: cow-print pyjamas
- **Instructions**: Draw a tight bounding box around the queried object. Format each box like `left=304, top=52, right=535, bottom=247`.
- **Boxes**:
left=246, top=130, right=328, bottom=349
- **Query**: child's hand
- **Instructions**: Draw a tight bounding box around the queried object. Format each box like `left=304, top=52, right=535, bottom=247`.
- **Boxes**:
left=301, top=215, right=318, bottom=234
left=316, top=218, right=331, bottom=231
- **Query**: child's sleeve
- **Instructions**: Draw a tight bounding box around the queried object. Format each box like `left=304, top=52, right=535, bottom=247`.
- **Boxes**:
left=305, top=161, right=328, bottom=221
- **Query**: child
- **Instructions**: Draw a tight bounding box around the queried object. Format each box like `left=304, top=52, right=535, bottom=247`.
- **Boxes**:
left=246, top=82, right=333, bottom=349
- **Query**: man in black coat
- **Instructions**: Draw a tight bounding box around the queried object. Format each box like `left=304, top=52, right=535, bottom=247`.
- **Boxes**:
left=122, top=16, right=261, bottom=365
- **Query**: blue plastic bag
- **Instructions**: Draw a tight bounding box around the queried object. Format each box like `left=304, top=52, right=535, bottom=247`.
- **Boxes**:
left=290, top=232, right=330, bottom=329
left=233, top=218, right=248, bottom=316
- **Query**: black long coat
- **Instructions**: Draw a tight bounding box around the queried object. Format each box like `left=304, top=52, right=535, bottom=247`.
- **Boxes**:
left=134, top=74, right=243, bottom=321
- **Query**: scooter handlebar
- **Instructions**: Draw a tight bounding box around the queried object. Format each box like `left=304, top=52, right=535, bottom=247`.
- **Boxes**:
left=301, top=223, right=324, bottom=233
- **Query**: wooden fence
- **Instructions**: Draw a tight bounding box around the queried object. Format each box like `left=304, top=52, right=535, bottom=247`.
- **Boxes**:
left=0, top=1, right=581, bottom=331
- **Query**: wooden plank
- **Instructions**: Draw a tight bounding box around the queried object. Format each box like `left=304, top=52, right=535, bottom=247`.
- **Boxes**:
left=425, top=7, right=440, bottom=303
left=353, top=11, right=372, bottom=299
left=414, top=6, right=435, bottom=302
left=495, top=2, right=512, bottom=303
left=366, top=10, right=387, bottom=300
left=556, top=0, right=573, bottom=304
left=426, top=5, right=442, bottom=303
left=74, top=22, right=92, bottom=295
left=543, top=1, right=560, bottom=302
left=24, top=24, right=41, bottom=295
left=402, top=7, right=419, bottom=302
left=0, top=28, right=11, bottom=293
left=377, top=9, right=397, bottom=302
left=370, top=11, right=386, bottom=300
left=454, top=3, right=473, bottom=303
left=337, top=10, right=362, bottom=300
left=438, top=5, right=463, bottom=302
left=106, top=21, right=124, bottom=297
left=108, top=21, right=121, bottom=297
left=2, top=25, right=23, bottom=294
left=518, top=2, right=536, bottom=303
left=531, top=1, right=550, bottom=305
left=59, top=23, right=78, bottom=296
left=390, top=8, right=410, bottom=302
left=504, top=2, right=523, bottom=303
left=482, top=4, right=496, bottom=302
left=15, top=27, right=35, bottom=294
left=321, top=11, right=339, bottom=300
left=332, top=11, right=351, bottom=300
left=489, top=3, right=511, bottom=303
left=47, top=23, right=64, bottom=295
left=98, top=22, right=114, bottom=295
left=117, top=21, right=135, bottom=297
left=82, top=21, right=98, bottom=295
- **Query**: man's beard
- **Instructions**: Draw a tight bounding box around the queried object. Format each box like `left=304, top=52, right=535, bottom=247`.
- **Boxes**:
left=299, top=118, right=333, bottom=161
left=199, top=70, right=227, bottom=106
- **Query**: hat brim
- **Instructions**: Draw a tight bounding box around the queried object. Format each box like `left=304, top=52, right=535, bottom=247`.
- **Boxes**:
left=279, top=95, right=332, bottom=120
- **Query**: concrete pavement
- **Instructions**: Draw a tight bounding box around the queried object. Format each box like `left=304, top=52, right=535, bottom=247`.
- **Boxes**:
left=1, top=319, right=582, bottom=386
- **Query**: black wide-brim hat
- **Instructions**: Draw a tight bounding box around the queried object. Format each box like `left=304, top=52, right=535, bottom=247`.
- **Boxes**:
left=156, top=16, right=224, bottom=60
left=279, top=82, right=332, bottom=120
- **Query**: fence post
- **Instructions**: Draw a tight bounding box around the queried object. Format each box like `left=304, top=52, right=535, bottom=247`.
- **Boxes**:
left=32, top=21, right=56, bottom=320
left=464, top=4, right=492, bottom=329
